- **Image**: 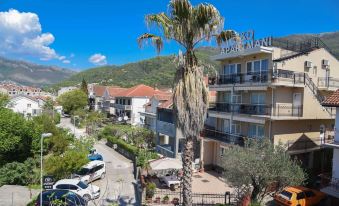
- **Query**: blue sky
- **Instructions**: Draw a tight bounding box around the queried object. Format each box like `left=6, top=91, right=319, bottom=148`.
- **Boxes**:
left=0, top=0, right=338, bottom=70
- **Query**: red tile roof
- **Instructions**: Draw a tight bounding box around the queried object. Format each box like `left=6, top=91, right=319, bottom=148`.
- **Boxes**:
left=106, top=86, right=127, bottom=97
left=92, top=85, right=107, bottom=96
left=158, top=99, right=173, bottom=109
left=116, top=84, right=168, bottom=98
left=322, top=90, right=339, bottom=107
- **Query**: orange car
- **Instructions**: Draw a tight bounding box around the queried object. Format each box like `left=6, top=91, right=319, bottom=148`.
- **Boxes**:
left=274, top=186, right=326, bottom=206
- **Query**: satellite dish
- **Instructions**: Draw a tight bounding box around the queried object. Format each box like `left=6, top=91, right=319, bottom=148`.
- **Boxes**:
left=123, top=116, right=128, bottom=121
left=118, top=117, right=122, bottom=122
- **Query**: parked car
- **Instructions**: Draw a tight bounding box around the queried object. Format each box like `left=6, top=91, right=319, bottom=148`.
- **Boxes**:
left=73, top=160, right=106, bottom=183
left=88, top=148, right=103, bottom=161
left=53, top=179, right=100, bottom=201
left=274, top=186, right=326, bottom=206
left=35, top=189, right=88, bottom=206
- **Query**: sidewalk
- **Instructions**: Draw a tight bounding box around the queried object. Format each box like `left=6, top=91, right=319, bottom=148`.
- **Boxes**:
left=57, top=117, right=87, bottom=139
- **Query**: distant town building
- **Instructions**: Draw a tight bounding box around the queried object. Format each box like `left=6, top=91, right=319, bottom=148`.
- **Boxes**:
left=57, top=86, right=77, bottom=96
left=0, top=83, right=46, bottom=97
left=7, top=95, right=45, bottom=118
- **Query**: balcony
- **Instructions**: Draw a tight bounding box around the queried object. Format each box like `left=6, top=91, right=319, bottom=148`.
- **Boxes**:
left=208, top=69, right=305, bottom=87
left=318, top=77, right=339, bottom=89
left=113, top=103, right=132, bottom=110
left=209, top=103, right=303, bottom=117
left=201, top=128, right=245, bottom=146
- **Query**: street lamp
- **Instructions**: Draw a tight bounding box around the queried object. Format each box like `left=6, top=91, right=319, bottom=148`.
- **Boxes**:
left=73, top=115, right=79, bottom=137
left=40, top=133, right=52, bottom=206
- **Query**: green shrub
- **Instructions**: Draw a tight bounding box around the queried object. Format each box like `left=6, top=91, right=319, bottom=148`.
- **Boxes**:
left=146, top=182, right=156, bottom=198
left=107, top=136, right=138, bottom=155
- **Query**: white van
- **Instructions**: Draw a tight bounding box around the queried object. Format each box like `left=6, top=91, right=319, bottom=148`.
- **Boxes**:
left=73, top=160, right=106, bottom=183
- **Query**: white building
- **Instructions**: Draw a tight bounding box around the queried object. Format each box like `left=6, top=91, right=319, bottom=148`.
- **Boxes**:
left=7, top=95, right=45, bottom=118
left=57, top=86, right=77, bottom=96
left=113, top=84, right=169, bottom=125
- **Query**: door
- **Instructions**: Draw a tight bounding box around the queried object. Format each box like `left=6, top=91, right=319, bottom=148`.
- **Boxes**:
left=293, top=93, right=302, bottom=116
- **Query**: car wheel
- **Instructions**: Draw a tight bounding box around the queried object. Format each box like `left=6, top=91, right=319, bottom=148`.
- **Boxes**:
left=100, top=172, right=105, bottom=179
left=83, top=194, right=91, bottom=201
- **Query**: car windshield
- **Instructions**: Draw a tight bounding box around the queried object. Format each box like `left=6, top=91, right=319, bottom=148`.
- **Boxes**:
left=76, top=167, right=90, bottom=175
left=77, top=181, right=88, bottom=189
left=279, top=190, right=293, bottom=200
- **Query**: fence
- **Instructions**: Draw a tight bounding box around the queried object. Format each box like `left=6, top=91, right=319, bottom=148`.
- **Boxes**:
left=143, top=190, right=237, bottom=206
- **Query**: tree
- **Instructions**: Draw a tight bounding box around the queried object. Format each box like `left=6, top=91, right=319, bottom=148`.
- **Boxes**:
left=0, top=93, right=9, bottom=108
left=137, top=0, right=235, bottom=204
left=221, top=139, right=306, bottom=203
left=81, top=78, right=89, bottom=96
left=57, top=89, right=88, bottom=114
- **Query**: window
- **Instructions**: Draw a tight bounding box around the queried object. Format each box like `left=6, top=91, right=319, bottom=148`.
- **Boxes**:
left=251, top=93, right=265, bottom=105
left=246, top=59, right=269, bottom=74
left=279, top=190, right=292, bottom=200
left=94, top=164, right=104, bottom=172
left=296, top=192, right=305, bottom=200
left=27, top=103, right=32, bottom=108
left=248, top=124, right=264, bottom=138
left=231, top=122, right=241, bottom=134
left=68, top=184, right=78, bottom=190
left=77, top=181, right=88, bottom=189
left=232, top=94, right=242, bottom=104
left=56, top=184, right=68, bottom=190
left=223, top=63, right=241, bottom=75
left=127, top=99, right=131, bottom=105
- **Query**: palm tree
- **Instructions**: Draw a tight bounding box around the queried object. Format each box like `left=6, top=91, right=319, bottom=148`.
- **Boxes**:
left=138, top=0, right=236, bottom=205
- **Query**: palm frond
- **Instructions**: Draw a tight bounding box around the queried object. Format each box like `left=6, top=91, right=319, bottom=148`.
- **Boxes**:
left=215, top=30, right=238, bottom=46
left=137, top=33, right=164, bottom=54
left=169, top=0, right=192, bottom=21
left=145, top=13, right=173, bottom=39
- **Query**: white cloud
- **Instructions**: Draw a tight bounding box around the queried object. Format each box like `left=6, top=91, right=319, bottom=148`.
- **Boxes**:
left=89, top=53, right=107, bottom=65
left=62, top=60, right=71, bottom=64
left=0, top=9, right=61, bottom=61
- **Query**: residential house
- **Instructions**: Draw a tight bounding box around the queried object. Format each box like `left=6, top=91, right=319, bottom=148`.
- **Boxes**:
left=201, top=36, right=338, bottom=173
left=101, top=86, right=127, bottom=116
left=88, top=84, right=106, bottom=111
left=7, top=95, right=45, bottom=118
left=321, top=90, right=339, bottom=204
left=113, top=84, right=168, bottom=125
left=0, top=83, right=46, bottom=97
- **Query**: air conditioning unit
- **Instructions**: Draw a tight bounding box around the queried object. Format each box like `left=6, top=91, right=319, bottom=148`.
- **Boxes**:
left=322, top=59, right=330, bottom=67
left=304, top=61, right=312, bottom=68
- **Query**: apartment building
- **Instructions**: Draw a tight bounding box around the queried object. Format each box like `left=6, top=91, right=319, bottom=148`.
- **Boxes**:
left=113, top=84, right=168, bottom=125
left=201, top=34, right=338, bottom=172
left=321, top=90, right=339, bottom=204
left=101, top=86, right=127, bottom=116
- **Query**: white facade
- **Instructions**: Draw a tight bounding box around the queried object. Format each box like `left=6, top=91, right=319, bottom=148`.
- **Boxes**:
left=57, top=86, right=77, bottom=96
left=8, top=96, right=44, bottom=118
left=131, top=97, right=149, bottom=125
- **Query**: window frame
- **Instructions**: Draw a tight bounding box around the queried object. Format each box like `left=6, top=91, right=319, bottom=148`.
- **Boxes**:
left=246, top=59, right=269, bottom=74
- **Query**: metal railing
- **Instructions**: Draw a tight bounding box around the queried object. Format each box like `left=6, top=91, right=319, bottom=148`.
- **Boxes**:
left=112, top=103, right=132, bottom=110
left=318, top=77, right=339, bottom=88
left=156, top=145, right=175, bottom=158
left=143, top=190, right=236, bottom=205
left=201, top=128, right=245, bottom=146
left=209, top=103, right=303, bottom=117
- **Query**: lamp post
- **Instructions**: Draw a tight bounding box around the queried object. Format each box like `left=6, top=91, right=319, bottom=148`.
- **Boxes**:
left=40, top=133, right=52, bottom=206
left=73, top=115, right=79, bottom=137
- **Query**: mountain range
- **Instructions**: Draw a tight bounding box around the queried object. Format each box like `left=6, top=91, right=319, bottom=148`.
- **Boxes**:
left=0, top=56, right=75, bottom=87
left=1, top=31, right=338, bottom=89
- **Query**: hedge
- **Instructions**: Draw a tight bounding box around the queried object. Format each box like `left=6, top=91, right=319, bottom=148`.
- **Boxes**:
left=106, top=136, right=138, bottom=155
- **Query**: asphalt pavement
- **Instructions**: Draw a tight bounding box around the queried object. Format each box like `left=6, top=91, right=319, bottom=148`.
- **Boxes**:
left=89, top=141, right=138, bottom=206
left=57, top=117, right=87, bottom=139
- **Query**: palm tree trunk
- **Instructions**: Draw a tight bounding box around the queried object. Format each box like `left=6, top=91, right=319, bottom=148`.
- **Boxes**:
left=182, top=136, right=194, bottom=206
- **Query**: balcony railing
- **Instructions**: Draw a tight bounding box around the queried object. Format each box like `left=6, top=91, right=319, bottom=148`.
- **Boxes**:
left=209, top=103, right=303, bottom=117
left=201, top=128, right=245, bottom=146
left=209, top=71, right=269, bottom=85
left=156, top=145, right=175, bottom=158
left=318, top=77, right=339, bottom=88
left=113, top=103, right=132, bottom=110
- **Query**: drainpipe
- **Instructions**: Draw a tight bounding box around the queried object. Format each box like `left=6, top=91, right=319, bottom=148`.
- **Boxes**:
left=269, top=87, right=274, bottom=141
left=230, top=85, right=234, bottom=134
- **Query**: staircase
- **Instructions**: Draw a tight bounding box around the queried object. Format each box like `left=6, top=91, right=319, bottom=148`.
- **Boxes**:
left=304, top=73, right=334, bottom=116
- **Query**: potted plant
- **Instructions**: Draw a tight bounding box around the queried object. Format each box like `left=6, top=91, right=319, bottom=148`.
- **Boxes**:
left=145, top=182, right=156, bottom=199
left=163, top=195, right=169, bottom=204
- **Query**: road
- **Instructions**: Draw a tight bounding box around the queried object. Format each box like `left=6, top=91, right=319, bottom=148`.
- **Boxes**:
left=90, top=141, right=138, bottom=206
left=57, top=117, right=87, bottom=139
left=58, top=117, right=138, bottom=205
